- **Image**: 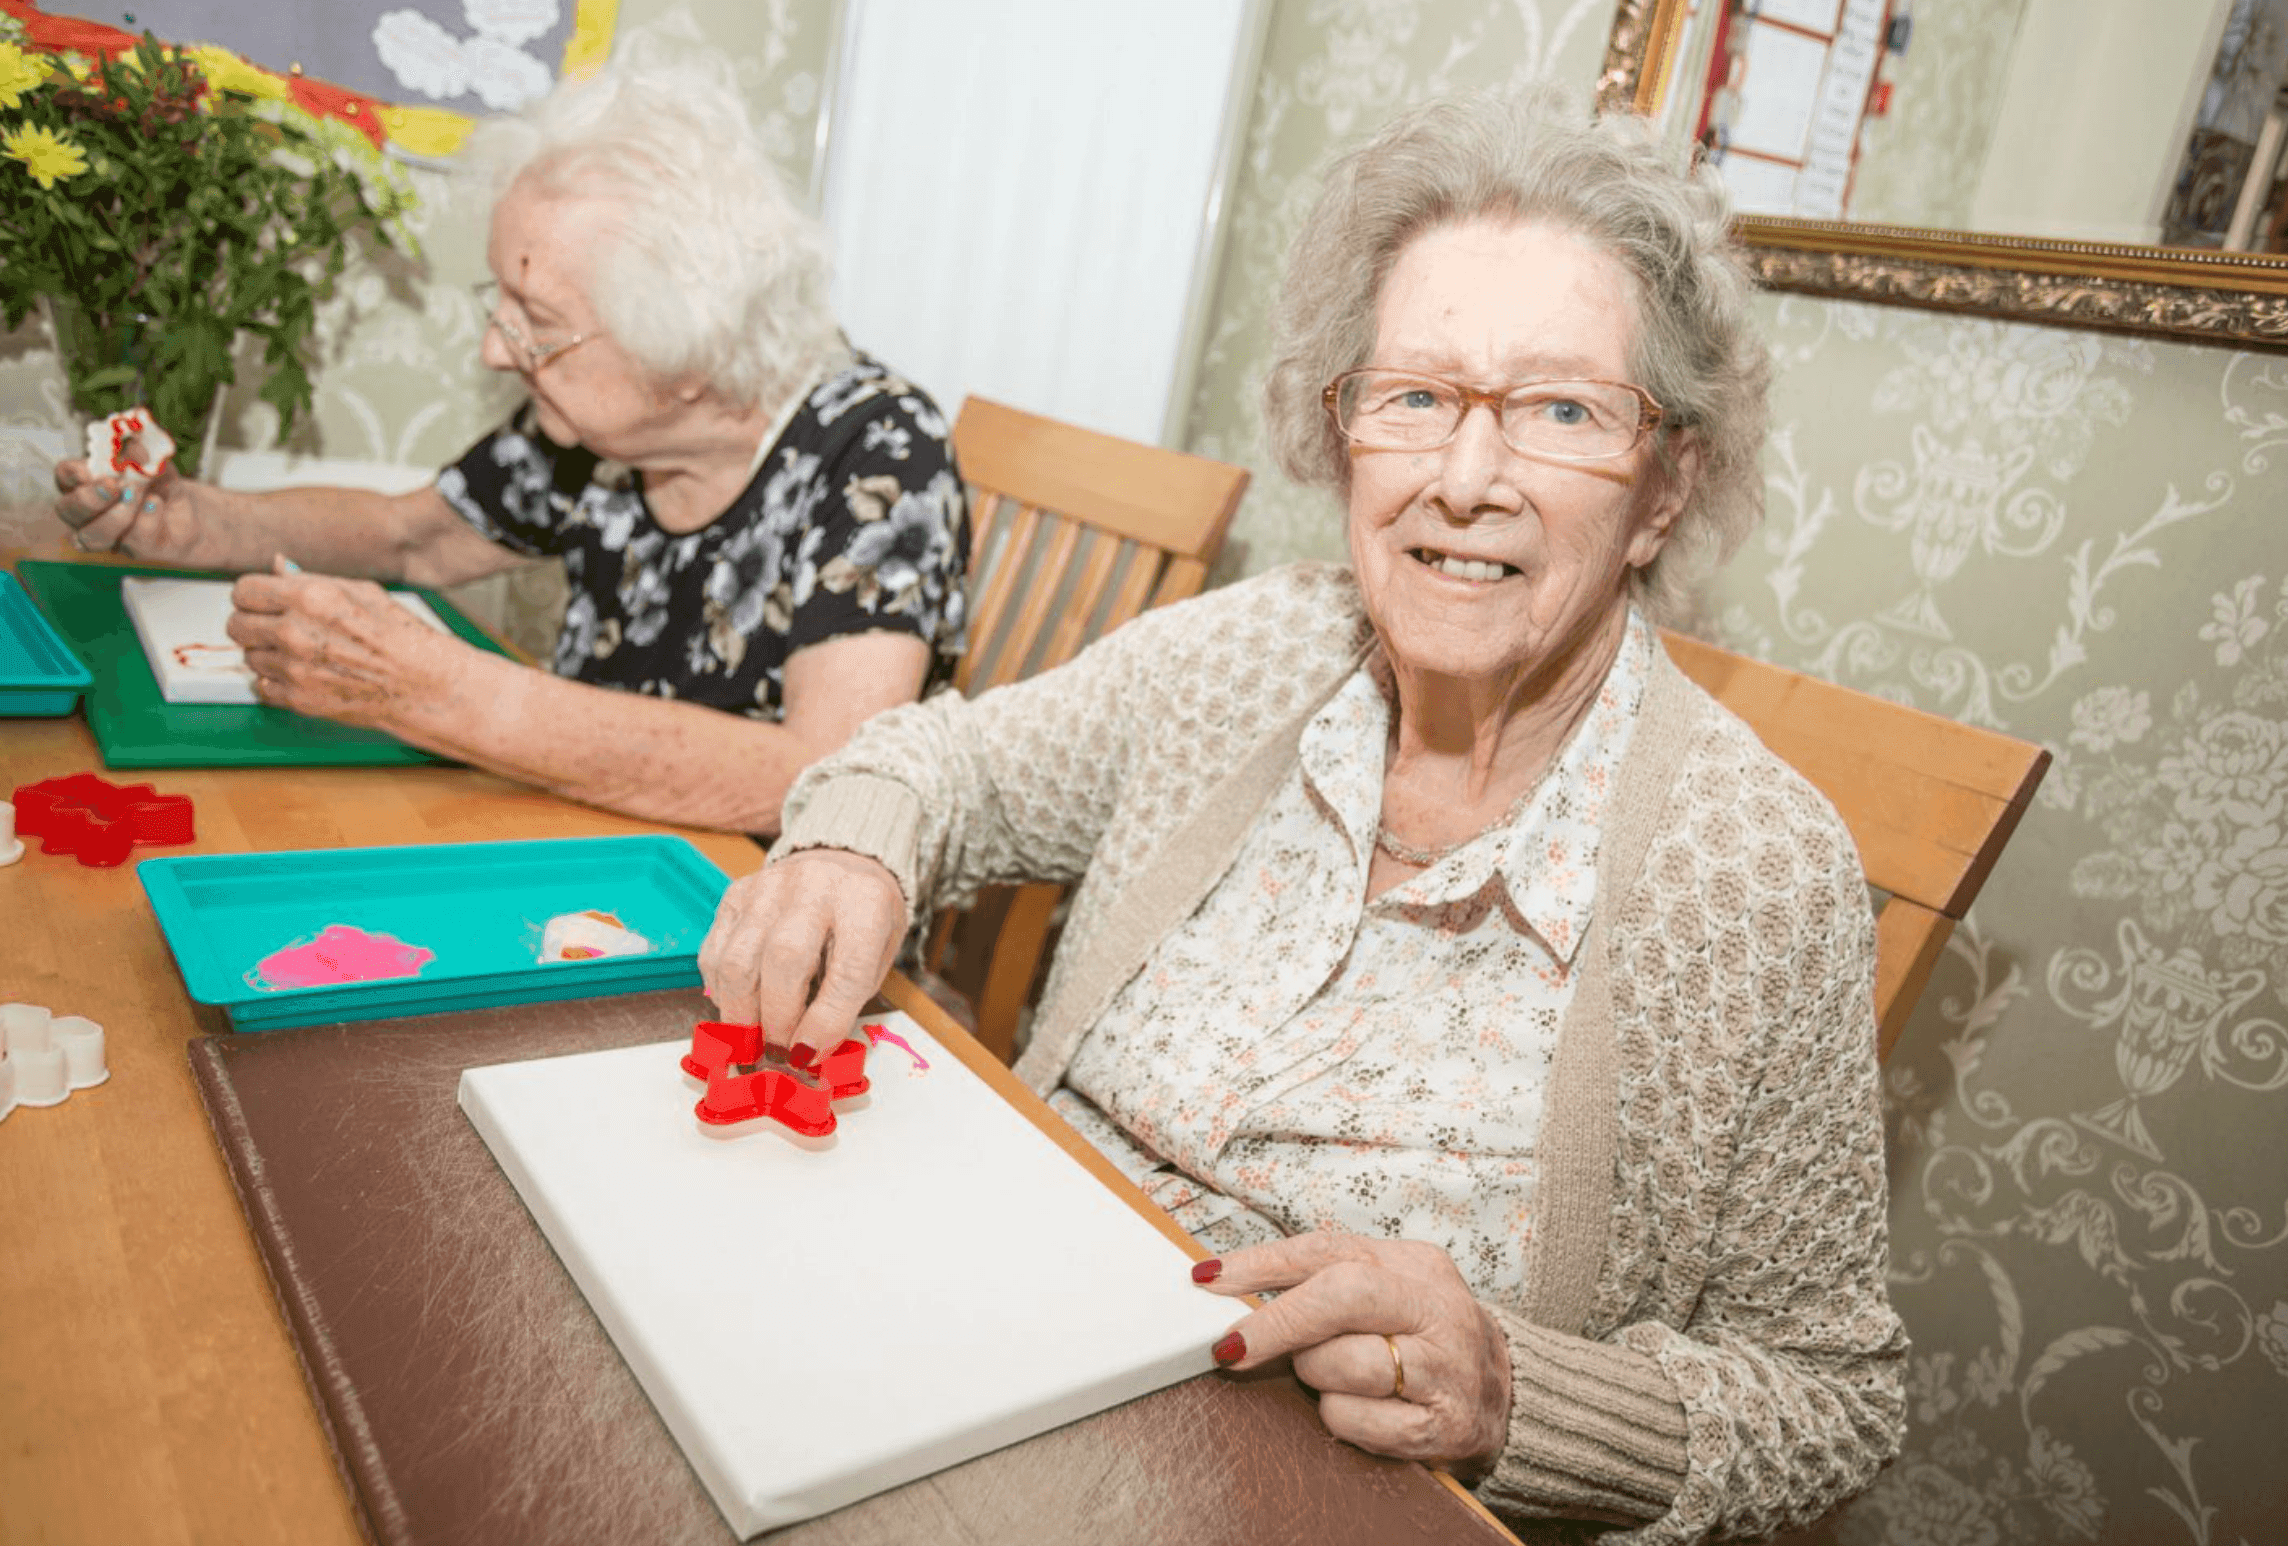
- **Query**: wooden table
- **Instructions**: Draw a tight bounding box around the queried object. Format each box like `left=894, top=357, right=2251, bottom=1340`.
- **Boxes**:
left=0, top=708, right=774, bottom=1546
left=0, top=572, right=1516, bottom=1545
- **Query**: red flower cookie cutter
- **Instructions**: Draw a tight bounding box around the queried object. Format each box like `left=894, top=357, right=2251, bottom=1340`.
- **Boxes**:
left=10, top=773, right=196, bottom=868
left=681, top=1020, right=871, bottom=1137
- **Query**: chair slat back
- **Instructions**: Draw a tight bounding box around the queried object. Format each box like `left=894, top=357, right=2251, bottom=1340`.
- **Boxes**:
left=951, top=398, right=1245, bottom=696
left=935, top=398, right=1249, bottom=1058
left=1660, top=629, right=2051, bottom=1058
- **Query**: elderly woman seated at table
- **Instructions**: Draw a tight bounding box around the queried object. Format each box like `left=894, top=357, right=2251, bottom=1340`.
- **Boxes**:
left=49, top=37, right=967, bottom=836
left=700, top=90, right=1905, bottom=1541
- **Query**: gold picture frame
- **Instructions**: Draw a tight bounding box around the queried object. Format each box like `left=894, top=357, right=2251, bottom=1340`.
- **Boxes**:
left=1597, top=0, right=2288, bottom=350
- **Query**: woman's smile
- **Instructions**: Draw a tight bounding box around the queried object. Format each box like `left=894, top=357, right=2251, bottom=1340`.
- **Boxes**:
left=1408, top=546, right=1519, bottom=584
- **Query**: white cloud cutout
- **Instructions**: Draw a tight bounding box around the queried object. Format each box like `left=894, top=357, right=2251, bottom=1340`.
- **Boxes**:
left=373, top=9, right=471, bottom=102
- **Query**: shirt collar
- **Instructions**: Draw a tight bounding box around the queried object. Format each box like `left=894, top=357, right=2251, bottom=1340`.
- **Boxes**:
left=1297, top=609, right=1654, bottom=965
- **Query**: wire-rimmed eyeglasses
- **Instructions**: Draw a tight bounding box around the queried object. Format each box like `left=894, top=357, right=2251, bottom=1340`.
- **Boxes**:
left=473, top=280, right=590, bottom=371
left=1323, top=369, right=1664, bottom=463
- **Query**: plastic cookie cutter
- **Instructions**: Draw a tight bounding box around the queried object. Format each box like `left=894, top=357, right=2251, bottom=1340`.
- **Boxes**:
left=0, top=1002, right=108, bottom=1124
left=680, top=1020, right=871, bottom=1138
left=85, top=406, right=177, bottom=489
left=9, top=772, right=195, bottom=867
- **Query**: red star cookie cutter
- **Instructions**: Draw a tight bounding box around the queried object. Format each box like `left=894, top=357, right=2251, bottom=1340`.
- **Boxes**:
left=681, top=1020, right=872, bottom=1137
left=10, top=773, right=196, bottom=868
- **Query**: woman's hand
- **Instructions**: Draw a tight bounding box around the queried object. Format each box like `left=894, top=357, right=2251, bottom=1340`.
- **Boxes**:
left=52, top=459, right=205, bottom=561
left=1196, top=1232, right=1513, bottom=1479
left=227, top=564, right=460, bottom=728
left=699, top=848, right=907, bottom=1063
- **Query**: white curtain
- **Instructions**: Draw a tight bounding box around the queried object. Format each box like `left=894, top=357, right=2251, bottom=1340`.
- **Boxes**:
left=815, top=0, right=1265, bottom=447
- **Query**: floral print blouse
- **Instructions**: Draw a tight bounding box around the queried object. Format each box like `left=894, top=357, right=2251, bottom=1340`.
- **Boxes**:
left=1053, top=609, right=1654, bottom=1308
left=437, top=352, right=970, bottom=719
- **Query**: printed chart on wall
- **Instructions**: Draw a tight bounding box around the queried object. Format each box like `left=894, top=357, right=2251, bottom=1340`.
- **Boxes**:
left=1683, top=0, right=1903, bottom=220
left=2, top=0, right=617, bottom=156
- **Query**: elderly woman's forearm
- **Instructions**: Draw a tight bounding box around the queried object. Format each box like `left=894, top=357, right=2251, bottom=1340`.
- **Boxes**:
left=388, top=649, right=820, bottom=832
left=168, top=482, right=513, bottom=586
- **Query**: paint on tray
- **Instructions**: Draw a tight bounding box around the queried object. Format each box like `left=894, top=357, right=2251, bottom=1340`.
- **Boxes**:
left=250, top=924, right=436, bottom=990
left=538, top=908, right=651, bottom=963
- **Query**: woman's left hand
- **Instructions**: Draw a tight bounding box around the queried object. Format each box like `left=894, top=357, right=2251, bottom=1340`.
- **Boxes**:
left=1195, top=1231, right=1512, bottom=1477
left=227, top=565, right=459, bottom=728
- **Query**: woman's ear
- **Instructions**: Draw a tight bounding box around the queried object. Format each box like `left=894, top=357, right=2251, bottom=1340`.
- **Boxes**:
left=1626, top=429, right=1702, bottom=570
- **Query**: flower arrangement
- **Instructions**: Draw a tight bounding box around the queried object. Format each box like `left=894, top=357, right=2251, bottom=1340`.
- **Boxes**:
left=0, top=16, right=417, bottom=477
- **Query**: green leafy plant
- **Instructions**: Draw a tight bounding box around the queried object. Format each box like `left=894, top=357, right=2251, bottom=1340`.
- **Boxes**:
left=0, top=23, right=417, bottom=477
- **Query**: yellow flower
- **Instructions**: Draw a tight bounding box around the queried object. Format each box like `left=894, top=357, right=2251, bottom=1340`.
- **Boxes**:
left=187, top=43, right=287, bottom=101
left=0, top=40, right=47, bottom=110
left=4, top=122, right=87, bottom=188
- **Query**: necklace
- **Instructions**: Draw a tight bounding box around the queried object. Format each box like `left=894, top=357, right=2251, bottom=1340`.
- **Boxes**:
left=1374, top=780, right=1540, bottom=868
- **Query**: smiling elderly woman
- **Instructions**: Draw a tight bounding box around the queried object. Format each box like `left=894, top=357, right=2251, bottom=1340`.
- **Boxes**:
left=49, top=33, right=967, bottom=835
left=700, top=90, right=1905, bottom=1541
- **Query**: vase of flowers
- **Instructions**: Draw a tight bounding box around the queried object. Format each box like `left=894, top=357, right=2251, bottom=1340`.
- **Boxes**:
left=0, top=21, right=417, bottom=479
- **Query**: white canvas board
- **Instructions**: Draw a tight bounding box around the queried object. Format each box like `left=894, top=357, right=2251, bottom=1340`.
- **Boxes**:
left=458, top=1014, right=1237, bottom=1538
left=119, top=575, right=448, bottom=704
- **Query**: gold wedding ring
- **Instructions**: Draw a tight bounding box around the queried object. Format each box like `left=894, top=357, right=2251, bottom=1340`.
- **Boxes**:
left=1382, top=1333, right=1406, bottom=1400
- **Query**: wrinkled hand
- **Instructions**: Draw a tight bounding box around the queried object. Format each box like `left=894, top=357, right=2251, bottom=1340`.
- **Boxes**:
left=1198, top=1232, right=1512, bottom=1478
left=227, top=563, right=459, bottom=727
left=699, top=847, right=906, bottom=1063
left=52, top=457, right=203, bottom=561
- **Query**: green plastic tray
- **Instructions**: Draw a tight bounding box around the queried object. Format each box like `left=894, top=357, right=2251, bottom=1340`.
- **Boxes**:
left=16, top=559, right=511, bottom=768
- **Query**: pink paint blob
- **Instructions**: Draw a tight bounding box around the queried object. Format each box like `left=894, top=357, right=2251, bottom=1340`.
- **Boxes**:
left=253, top=924, right=435, bottom=990
left=862, top=1021, right=930, bottom=1073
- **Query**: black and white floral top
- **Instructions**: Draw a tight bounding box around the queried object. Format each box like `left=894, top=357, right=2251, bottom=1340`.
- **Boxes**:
left=436, top=352, right=970, bottom=719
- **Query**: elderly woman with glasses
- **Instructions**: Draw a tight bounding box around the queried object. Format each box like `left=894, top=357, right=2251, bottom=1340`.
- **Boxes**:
left=48, top=35, right=967, bottom=836
left=700, top=90, right=1904, bottom=1541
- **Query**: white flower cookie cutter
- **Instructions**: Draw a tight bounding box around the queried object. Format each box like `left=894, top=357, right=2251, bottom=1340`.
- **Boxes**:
left=0, top=1002, right=108, bottom=1124
left=85, top=407, right=177, bottom=490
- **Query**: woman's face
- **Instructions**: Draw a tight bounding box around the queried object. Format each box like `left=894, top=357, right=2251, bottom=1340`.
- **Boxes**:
left=1346, top=216, right=1690, bottom=692
left=480, top=180, right=694, bottom=458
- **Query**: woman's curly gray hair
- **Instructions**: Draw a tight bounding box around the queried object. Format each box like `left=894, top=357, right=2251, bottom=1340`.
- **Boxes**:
left=1262, top=88, right=1769, bottom=623
left=468, top=24, right=838, bottom=412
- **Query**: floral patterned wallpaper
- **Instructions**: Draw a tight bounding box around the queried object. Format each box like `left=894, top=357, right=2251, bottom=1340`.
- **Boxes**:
left=1714, top=302, right=2287, bottom=1546
left=3, top=3, right=2283, bottom=1540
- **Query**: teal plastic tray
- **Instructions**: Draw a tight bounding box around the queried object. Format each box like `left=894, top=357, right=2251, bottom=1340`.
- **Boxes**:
left=137, top=835, right=730, bottom=1031
left=16, top=559, right=509, bottom=767
left=0, top=569, right=93, bottom=715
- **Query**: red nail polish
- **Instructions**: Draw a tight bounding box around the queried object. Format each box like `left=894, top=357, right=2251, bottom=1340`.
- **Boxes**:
left=788, top=1043, right=815, bottom=1070
left=1190, top=1258, right=1222, bottom=1284
left=1212, top=1332, right=1245, bottom=1366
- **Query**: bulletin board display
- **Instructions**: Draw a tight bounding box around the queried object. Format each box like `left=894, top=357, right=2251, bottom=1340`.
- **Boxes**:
left=0, top=0, right=616, bottom=156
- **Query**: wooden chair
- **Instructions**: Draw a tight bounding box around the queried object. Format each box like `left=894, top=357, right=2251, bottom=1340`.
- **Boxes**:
left=927, top=397, right=1248, bottom=1060
left=1661, top=630, right=2051, bottom=1061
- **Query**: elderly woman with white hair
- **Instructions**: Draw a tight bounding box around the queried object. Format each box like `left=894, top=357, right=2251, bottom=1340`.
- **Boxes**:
left=48, top=37, right=967, bottom=835
left=701, top=88, right=1904, bottom=1542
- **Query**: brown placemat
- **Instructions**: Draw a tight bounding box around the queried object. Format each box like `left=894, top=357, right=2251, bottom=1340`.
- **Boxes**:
left=189, top=990, right=1524, bottom=1545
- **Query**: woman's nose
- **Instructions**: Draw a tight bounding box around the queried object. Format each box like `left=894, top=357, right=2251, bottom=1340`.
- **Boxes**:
left=1432, top=401, right=1520, bottom=518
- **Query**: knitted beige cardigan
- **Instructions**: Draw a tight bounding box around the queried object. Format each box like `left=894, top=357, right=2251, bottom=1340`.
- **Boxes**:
left=779, top=564, right=1907, bottom=1543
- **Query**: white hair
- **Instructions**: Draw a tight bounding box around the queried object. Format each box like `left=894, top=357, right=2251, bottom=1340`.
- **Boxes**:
left=1263, top=87, right=1771, bottom=624
left=466, top=22, right=838, bottom=411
